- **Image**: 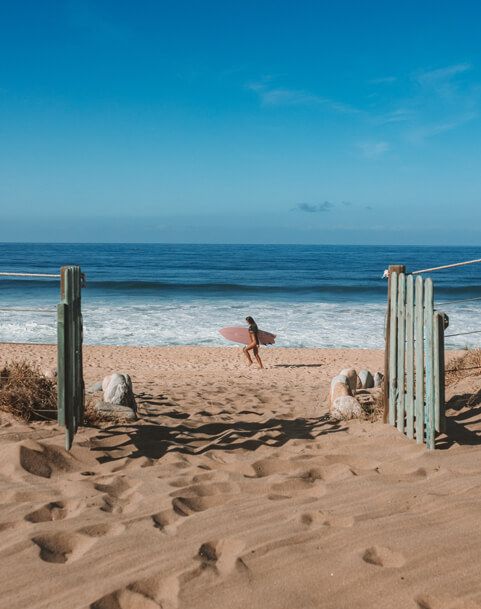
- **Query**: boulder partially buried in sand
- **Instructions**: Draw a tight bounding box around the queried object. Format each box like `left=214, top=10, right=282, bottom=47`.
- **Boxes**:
left=330, top=374, right=352, bottom=404
left=340, top=368, right=358, bottom=394
left=331, top=396, right=362, bottom=420
left=358, top=369, right=374, bottom=389
left=96, top=373, right=137, bottom=420
left=102, top=373, right=137, bottom=411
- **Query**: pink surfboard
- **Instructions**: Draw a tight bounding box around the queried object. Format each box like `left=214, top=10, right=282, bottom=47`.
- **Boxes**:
left=219, top=326, right=276, bottom=346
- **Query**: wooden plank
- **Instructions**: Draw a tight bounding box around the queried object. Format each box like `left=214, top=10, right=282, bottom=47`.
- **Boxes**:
left=424, top=279, right=435, bottom=449
left=388, top=272, right=399, bottom=426
left=383, top=264, right=406, bottom=423
left=405, top=275, right=415, bottom=439
left=415, top=276, right=424, bottom=444
left=76, top=266, right=85, bottom=426
left=434, top=311, right=446, bottom=433
left=396, top=273, right=406, bottom=432
left=57, top=302, right=67, bottom=428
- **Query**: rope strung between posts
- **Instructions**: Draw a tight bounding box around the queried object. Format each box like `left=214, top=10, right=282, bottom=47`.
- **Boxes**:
left=0, top=272, right=60, bottom=278
left=445, top=329, right=481, bottom=338
left=383, top=257, right=481, bottom=278
left=412, top=258, right=481, bottom=275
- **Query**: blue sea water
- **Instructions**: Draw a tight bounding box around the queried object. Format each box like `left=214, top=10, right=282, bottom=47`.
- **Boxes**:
left=1, top=243, right=481, bottom=348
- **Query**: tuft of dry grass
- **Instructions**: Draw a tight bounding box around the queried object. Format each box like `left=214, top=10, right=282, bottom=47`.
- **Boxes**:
left=0, top=361, right=104, bottom=426
left=446, top=349, right=481, bottom=386
left=0, top=361, right=57, bottom=421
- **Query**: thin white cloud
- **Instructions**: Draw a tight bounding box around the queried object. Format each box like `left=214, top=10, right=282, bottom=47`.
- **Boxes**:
left=406, top=112, right=478, bottom=143
left=415, top=63, right=472, bottom=86
left=357, top=141, right=390, bottom=158
left=247, top=80, right=359, bottom=114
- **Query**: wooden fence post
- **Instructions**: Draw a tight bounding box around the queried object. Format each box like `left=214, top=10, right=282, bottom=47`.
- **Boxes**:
left=57, top=265, right=84, bottom=450
left=396, top=273, right=406, bottom=432
left=414, top=276, right=425, bottom=444
left=434, top=311, right=446, bottom=434
left=424, top=279, right=435, bottom=449
left=405, top=275, right=415, bottom=439
left=383, top=264, right=406, bottom=423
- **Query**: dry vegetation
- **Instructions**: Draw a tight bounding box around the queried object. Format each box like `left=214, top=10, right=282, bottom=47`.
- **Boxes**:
left=446, top=349, right=481, bottom=386
left=0, top=360, right=102, bottom=425
left=0, top=361, right=57, bottom=421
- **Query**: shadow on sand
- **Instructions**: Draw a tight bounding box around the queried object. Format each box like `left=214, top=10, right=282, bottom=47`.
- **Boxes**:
left=437, top=388, right=481, bottom=449
left=92, top=413, right=345, bottom=463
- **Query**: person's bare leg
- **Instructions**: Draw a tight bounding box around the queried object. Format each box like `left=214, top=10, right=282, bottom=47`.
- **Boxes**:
left=243, top=346, right=253, bottom=366
left=253, top=347, right=263, bottom=369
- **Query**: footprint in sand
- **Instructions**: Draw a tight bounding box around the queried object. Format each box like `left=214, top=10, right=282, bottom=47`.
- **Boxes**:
left=362, top=545, right=405, bottom=568
left=171, top=481, right=238, bottom=517
left=15, top=440, right=78, bottom=479
left=268, top=476, right=327, bottom=500
left=415, top=594, right=481, bottom=609
left=299, top=511, right=354, bottom=528
left=196, top=538, right=247, bottom=576
left=32, top=532, right=96, bottom=564
left=248, top=458, right=296, bottom=479
left=91, top=573, right=179, bottom=609
left=78, top=522, right=125, bottom=538
left=24, top=499, right=83, bottom=523
left=151, top=509, right=180, bottom=536
left=95, top=477, right=142, bottom=515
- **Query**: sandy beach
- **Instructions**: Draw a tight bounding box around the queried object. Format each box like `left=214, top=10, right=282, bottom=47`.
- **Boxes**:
left=1, top=343, right=481, bottom=609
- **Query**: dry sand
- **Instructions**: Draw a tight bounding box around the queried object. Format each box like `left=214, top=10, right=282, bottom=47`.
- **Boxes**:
left=1, top=343, right=481, bottom=609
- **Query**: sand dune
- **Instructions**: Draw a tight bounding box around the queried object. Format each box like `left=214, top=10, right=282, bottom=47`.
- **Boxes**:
left=1, top=344, right=481, bottom=609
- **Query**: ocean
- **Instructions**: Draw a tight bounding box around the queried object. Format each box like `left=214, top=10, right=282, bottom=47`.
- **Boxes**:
left=1, top=243, right=481, bottom=349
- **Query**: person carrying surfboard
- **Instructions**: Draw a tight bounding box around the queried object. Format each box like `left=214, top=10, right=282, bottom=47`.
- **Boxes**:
left=243, top=316, right=264, bottom=369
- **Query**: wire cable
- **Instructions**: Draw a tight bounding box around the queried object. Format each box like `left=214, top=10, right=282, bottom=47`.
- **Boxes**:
left=0, top=272, right=60, bottom=278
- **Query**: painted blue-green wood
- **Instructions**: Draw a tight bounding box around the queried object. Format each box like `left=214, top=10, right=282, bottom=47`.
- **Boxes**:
left=434, top=311, right=446, bottom=433
left=405, top=275, right=415, bottom=439
left=414, top=276, right=425, bottom=444
left=57, top=265, right=84, bottom=450
left=396, top=273, right=406, bottom=432
left=388, top=272, right=399, bottom=426
left=57, top=302, right=67, bottom=428
left=424, top=279, right=435, bottom=449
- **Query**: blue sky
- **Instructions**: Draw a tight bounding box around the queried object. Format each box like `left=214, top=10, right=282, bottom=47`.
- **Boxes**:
left=1, top=0, right=481, bottom=244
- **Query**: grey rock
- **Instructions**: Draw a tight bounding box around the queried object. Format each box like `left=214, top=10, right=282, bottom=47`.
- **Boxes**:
left=87, top=381, right=103, bottom=394
left=340, top=368, right=358, bottom=394
left=330, top=374, right=351, bottom=404
left=358, top=369, right=374, bottom=389
left=373, top=372, right=384, bottom=387
left=94, top=400, right=137, bottom=421
left=102, top=373, right=137, bottom=411
left=331, top=396, right=362, bottom=420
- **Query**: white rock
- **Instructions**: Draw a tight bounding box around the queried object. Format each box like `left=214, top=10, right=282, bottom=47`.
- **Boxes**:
left=331, top=396, right=362, bottom=420
left=340, top=369, right=358, bottom=394
left=358, top=369, right=374, bottom=389
left=331, top=381, right=351, bottom=403
left=374, top=372, right=384, bottom=387
left=330, top=374, right=352, bottom=404
left=43, top=368, right=57, bottom=380
left=102, top=373, right=137, bottom=411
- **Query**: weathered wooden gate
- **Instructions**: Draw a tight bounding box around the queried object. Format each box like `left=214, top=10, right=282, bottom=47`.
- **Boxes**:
left=386, top=270, right=445, bottom=449
left=57, top=266, right=84, bottom=450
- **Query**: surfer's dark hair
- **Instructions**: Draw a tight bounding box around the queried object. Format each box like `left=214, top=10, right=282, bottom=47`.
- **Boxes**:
left=246, top=316, right=255, bottom=324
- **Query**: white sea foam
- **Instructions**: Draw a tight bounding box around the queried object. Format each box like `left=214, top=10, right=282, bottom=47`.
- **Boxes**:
left=1, top=299, right=480, bottom=349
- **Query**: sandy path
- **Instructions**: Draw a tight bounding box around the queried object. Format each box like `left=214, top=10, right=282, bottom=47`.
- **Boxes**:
left=1, top=344, right=481, bottom=609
